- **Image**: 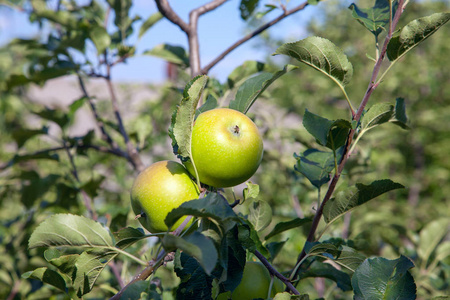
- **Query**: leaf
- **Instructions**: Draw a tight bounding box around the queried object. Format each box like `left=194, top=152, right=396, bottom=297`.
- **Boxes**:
left=303, top=110, right=351, bottom=149
left=113, top=227, right=147, bottom=249
left=22, top=267, right=67, bottom=292
left=274, top=36, right=353, bottom=88
left=48, top=254, right=79, bottom=278
left=418, top=218, right=450, bottom=265
left=120, top=281, right=150, bottom=299
left=107, top=0, right=133, bottom=41
left=165, top=192, right=239, bottom=232
left=361, top=102, right=395, bottom=131
left=237, top=222, right=269, bottom=257
left=297, top=261, right=352, bottom=291
left=169, top=75, right=208, bottom=160
left=34, top=107, right=69, bottom=128
left=294, top=149, right=337, bottom=189
left=174, top=252, right=213, bottom=299
left=68, top=96, right=87, bottom=120
left=73, top=248, right=117, bottom=297
left=162, top=232, right=218, bottom=275
left=243, top=181, right=260, bottom=203
left=392, top=97, right=409, bottom=129
left=265, top=218, right=312, bottom=240
left=266, top=241, right=287, bottom=261
left=195, top=94, right=218, bottom=118
left=29, top=214, right=113, bottom=249
left=323, top=179, right=404, bottom=224
left=227, top=60, right=266, bottom=89
left=139, top=12, right=163, bottom=39
left=348, top=0, right=398, bottom=38
left=240, top=0, right=259, bottom=20
left=229, top=64, right=298, bottom=114
left=89, top=25, right=111, bottom=55
left=352, top=256, right=416, bottom=300
left=12, top=126, right=48, bottom=148
left=143, top=44, right=189, bottom=66
left=387, top=13, right=450, bottom=62
left=248, top=200, right=272, bottom=232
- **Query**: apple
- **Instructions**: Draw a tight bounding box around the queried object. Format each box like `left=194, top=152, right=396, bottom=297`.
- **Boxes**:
left=186, top=108, right=263, bottom=188
left=217, top=261, right=284, bottom=300
left=130, top=160, right=199, bottom=233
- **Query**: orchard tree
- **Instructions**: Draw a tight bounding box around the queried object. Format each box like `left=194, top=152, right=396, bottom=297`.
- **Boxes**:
left=0, top=0, right=449, bottom=299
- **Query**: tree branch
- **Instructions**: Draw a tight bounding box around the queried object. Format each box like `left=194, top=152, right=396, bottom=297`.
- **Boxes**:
left=104, top=60, right=145, bottom=172
left=202, top=1, right=309, bottom=74
left=291, top=0, right=407, bottom=280
left=253, top=250, right=300, bottom=295
left=154, top=0, right=189, bottom=33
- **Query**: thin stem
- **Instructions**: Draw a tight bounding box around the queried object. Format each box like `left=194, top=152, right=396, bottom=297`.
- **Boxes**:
left=253, top=250, right=300, bottom=295
left=202, top=1, right=309, bottom=74
left=112, top=247, right=148, bottom=266
left=104, top=58, right=144, bottom=172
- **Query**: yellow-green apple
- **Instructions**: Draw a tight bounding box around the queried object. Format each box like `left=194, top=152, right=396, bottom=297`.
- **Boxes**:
left=131, top=160, right=199, bottom=233
left=186, top=108, right=263, bottom=188
left=217, top=261, right=284, bottom=300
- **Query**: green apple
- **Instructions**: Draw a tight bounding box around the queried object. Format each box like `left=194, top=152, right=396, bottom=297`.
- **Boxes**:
left=131, top=160, right=199, bottom=233
left=186, top=108, right=263, bottom=188
left=217, top=261, right=284, bottom=300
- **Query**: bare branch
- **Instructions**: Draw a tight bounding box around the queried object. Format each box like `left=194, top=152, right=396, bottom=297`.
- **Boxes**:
left=105, top=61, right=145, bottom=172
left=154, top=0, right=190, bottom=33
left=202, top=1, right=309, bottom=74
left=253, top=250, right=300, bottom=295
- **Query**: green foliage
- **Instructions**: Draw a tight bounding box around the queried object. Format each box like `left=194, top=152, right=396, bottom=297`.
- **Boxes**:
left=0, top=0, right=449, bottom=299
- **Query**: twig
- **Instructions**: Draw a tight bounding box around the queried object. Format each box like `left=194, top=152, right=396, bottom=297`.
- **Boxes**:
left=253, top=250, right=300, bottom=295
left=109, top=261, right=125, bottom=288
left=291, top=0, right=407, bottom=279
left=154, top=0, right=190, bottom=33
left=201, top=1, right=309, bottom=74
left=104, top=60, right=145, bottom=172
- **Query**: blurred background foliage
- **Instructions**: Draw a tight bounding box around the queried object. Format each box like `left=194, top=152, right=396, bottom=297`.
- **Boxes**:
left=0, top=0, right=448, bottom=299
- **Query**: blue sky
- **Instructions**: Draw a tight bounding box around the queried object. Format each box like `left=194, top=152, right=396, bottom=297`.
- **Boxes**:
left=0, top=0, right=331, bottom=83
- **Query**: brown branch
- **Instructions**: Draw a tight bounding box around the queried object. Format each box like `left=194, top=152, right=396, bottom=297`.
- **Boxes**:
left=253, top=250, right=300, bottom=295
left=201, top=1, right=309, bottom=74
left=104, top=61, right=145, bottom=172
left=154, top=0, right=190, bottom=33
left=291, top=0, right=407, bottom=279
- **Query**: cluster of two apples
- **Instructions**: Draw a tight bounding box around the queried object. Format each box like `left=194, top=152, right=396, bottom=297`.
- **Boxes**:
left=130, top=108, right=264, bottom=234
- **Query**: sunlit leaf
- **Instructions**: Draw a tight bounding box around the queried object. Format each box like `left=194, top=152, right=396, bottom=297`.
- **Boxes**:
left=144, top=44, right=189, bottom=66
left=274, top=36, right=353, bottom=87
left=418, top=218, right=450, bottom=265
left=387, top=13, right=450, bottom=62
left=139, top=12, right=163, bottom=39
left=349, top=0, right=398, bottom=38
left=248, top=200, right=272, bottom=232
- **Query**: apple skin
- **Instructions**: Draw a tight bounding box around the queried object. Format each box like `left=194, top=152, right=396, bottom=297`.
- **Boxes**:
left=131, top=160, right=199, bottom=233
left=217, top=261, right=283, bottom=300
left=186, top=108, right=263, bottom=188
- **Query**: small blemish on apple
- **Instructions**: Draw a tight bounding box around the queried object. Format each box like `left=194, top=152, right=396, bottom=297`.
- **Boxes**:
left=233, top=125, right=240, bottom=134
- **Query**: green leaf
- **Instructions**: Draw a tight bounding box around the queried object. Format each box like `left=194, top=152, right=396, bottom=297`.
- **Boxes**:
left=139, top=12, right=163, bottom=39
left=243, top=181, right=260, bottom=203
left=143, top=44, right=190, bottom=66
left=195, top=94, right=218, bottom=118
left=393, top=97, right=409, bottom=129
left=29, top=214, right=113, bottom=249
left=48, top=254, right=79, bottom=278
left=120, top=281, right=150, bottom=299
left=34, top=107, right=70, bottom=128
left=323, top=179, right=404, bottom=224
left=418, top=218, right=450, bottom=265
left=387, top=13, right=450, bottom=62
left=303, top=110, right=351, bottom=149
left=265, top=218, right=312, bottom=240
left=274, top=36, right=353, bottom=87
left=361, top=102, right=395, bottom=131
left=348, top=0, right=398, bottom=38
left=89, top=25, right=111, bottom=55
left=230, top=64, right=297, bottom=114
left=22, top=267, right=67, bottom=292
left=248, top=200, right=272, bottom=232
left=294, top=149, right=337, bottom=189
left=162, top=231, right=218, bottom=275
left=352, top=256, right=416, bottom=300
left=12, top=126, right=48, bottom=148
left=169, top=75, right=208, bottom=160
left=165, top=192, right=239, bottom=231
left=107, top=0, right=133, bottom=41
left=266, top=241, right=287, bottom=261
left=73, top=249, right=117, bottom=297
left=240, top=0, right=259, bottom=20
left=114, top=227, right=147, bottom=249
left=227, top=60, right=266, bottom=89
left=297, top=261, right=352, bottom=291
left=237, top=221, right=269, bottom=257
left=174, top=252, right=213, bottom=299
left=68, top=96, right=87, bottom=120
